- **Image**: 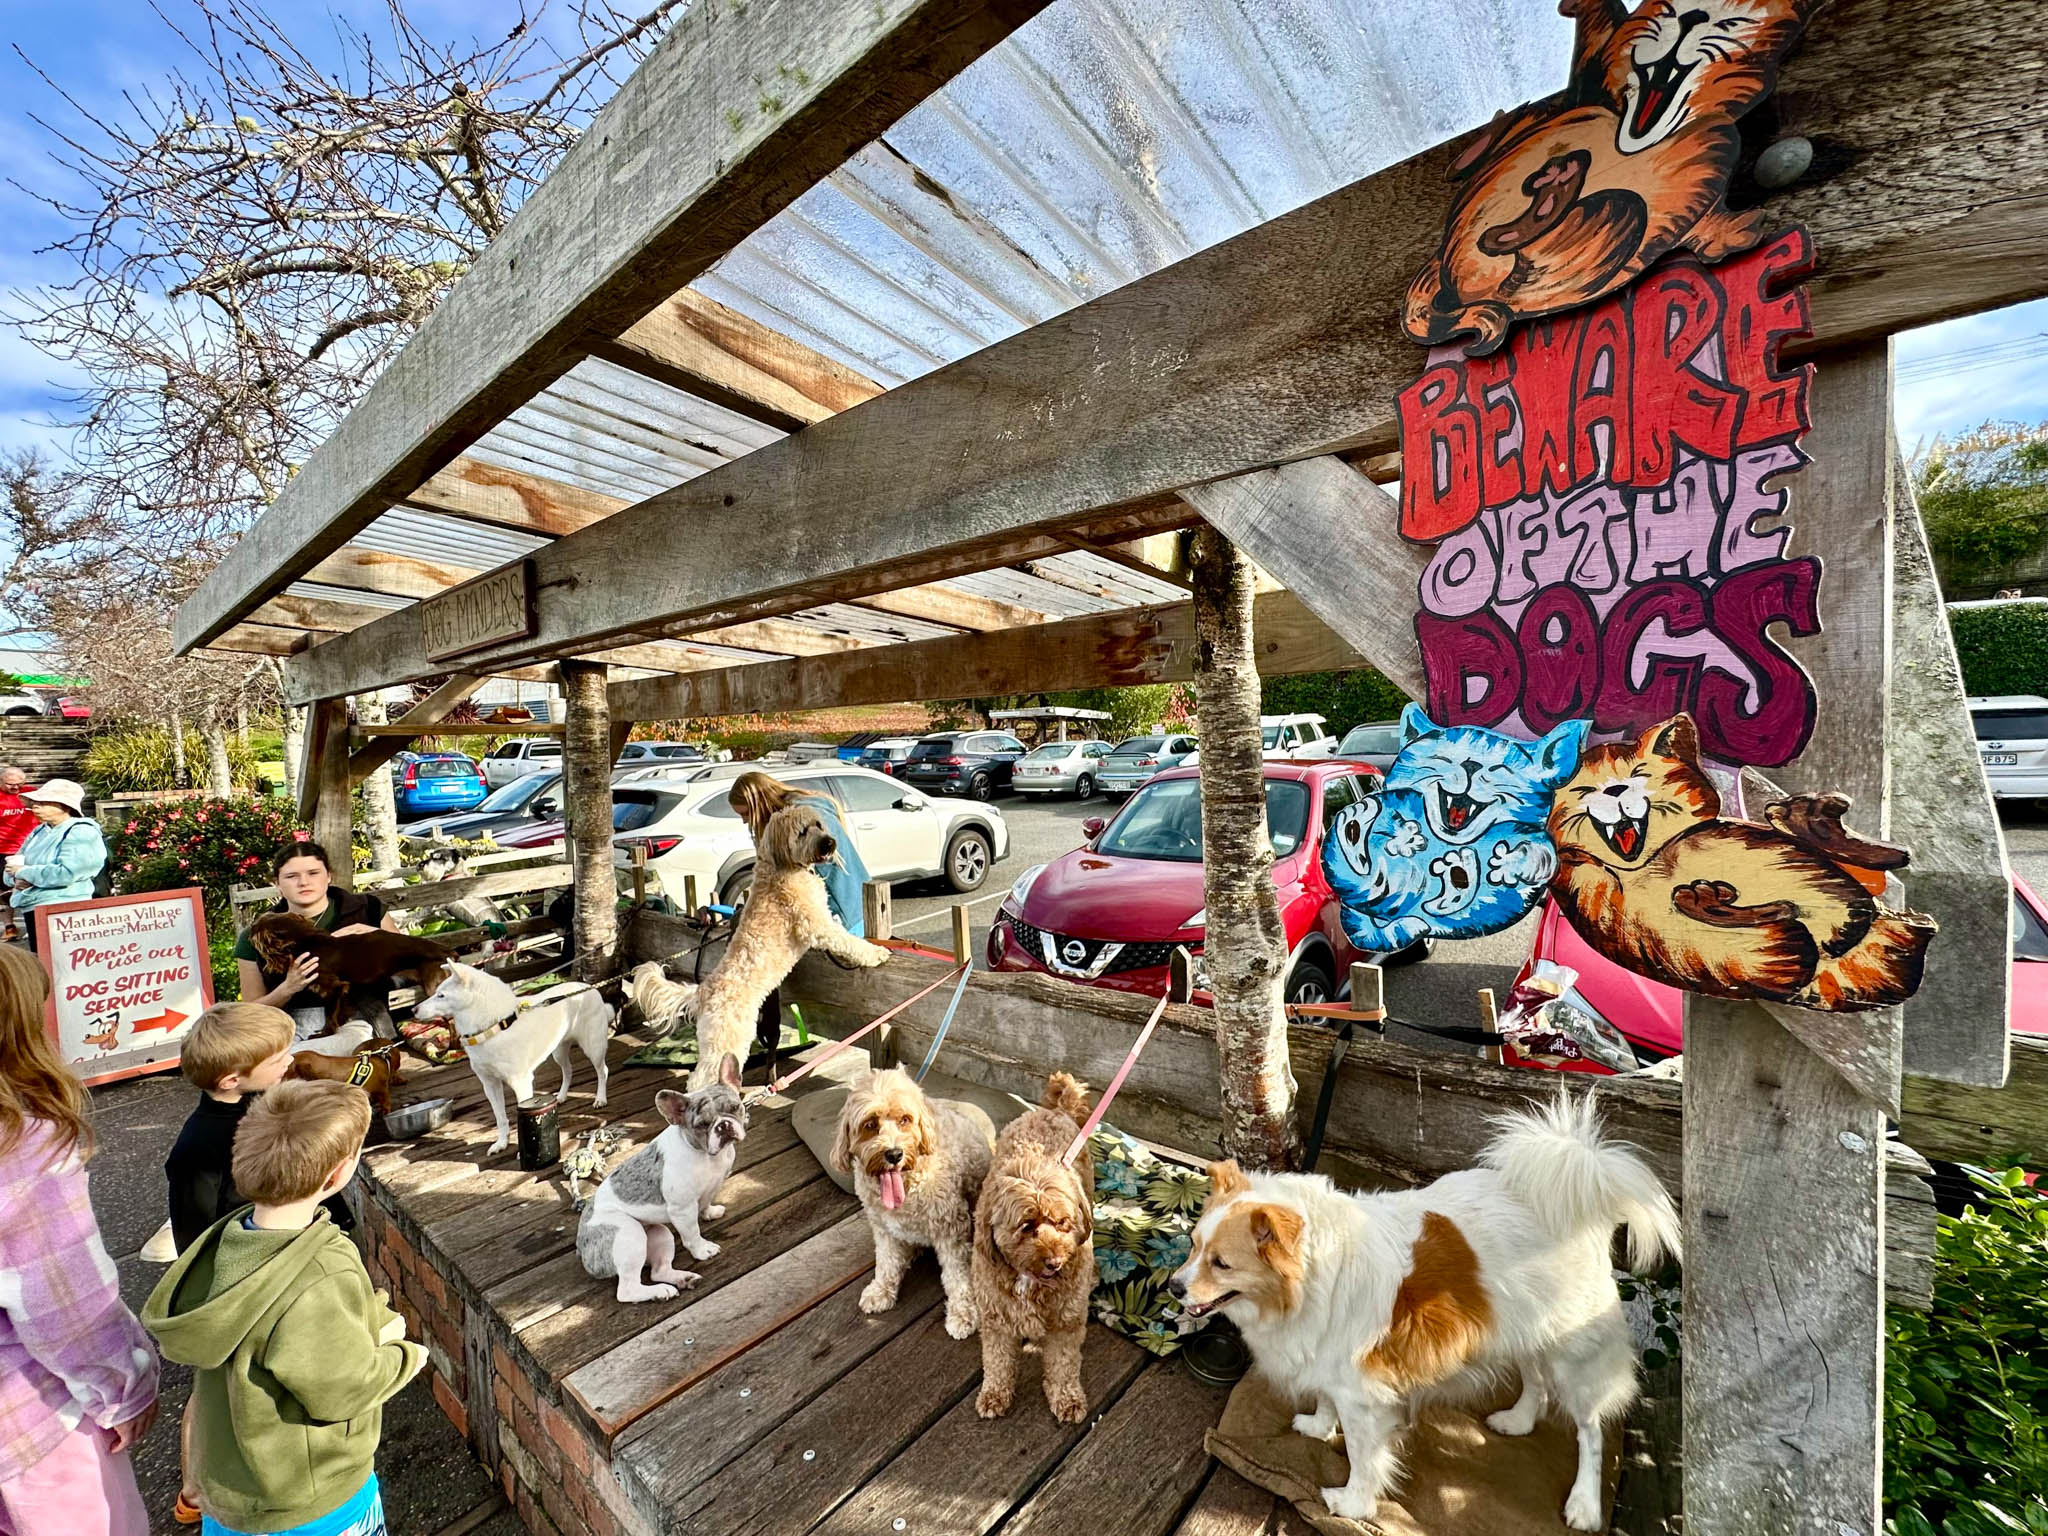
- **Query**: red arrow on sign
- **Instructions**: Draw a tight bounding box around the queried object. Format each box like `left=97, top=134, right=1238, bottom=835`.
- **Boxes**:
left=128, top=1008, right=187, bottom=1035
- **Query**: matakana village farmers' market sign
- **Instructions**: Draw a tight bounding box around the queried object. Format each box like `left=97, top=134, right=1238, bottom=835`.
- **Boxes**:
left=39, top=888, right=214, bottom=1086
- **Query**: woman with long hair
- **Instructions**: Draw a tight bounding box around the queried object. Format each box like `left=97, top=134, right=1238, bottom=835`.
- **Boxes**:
left=727, top=773, right=871, bottom=936
left=0, top=944, right=159, bottom=1535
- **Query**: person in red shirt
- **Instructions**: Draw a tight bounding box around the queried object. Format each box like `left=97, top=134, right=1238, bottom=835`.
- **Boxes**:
left=0, top=767, right=33, bottom=861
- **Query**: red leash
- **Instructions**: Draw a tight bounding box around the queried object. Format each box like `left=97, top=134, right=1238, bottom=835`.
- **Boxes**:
left=760, top=960, right=971, bottom=1097
left=1061, top=946, right=1194, bottom=1167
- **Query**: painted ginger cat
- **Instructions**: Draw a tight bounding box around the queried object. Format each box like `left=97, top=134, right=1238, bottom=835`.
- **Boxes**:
left=1548, top=714, right=1935, bottom=1012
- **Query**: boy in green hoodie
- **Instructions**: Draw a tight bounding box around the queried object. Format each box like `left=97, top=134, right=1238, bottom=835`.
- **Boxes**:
left=144, top=1078, right=425, bottom=1535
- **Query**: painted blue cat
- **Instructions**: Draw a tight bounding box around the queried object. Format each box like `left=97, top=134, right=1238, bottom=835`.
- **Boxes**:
left=1322, top=705, right=1587, bottom=952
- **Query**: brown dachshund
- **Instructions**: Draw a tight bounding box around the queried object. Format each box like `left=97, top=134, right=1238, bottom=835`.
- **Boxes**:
left=246, top=913, right=454, bottom=1036
left=287, top=1042, right=406, bottom=1117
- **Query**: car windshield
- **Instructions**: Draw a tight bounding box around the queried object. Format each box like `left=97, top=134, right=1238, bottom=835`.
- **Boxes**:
left=1108, top=738, right=1165, bottom=759
left=1339, top=725, right=1402, bottom=755
left=415, top=759, right=475, bottom=779
left=1260, top=725, right=1284, bottom=747
left=908, top=739, right=958, bottom=759
left=1095, top=777, right=1311, bottom=862
left=478, top=774, right=557, bottom=812
left=1973, top=709, right=2048, bottom=741
left=1022, top=744, right=1072, bottom=760
left=2014, top=891, right=2048, bottom=962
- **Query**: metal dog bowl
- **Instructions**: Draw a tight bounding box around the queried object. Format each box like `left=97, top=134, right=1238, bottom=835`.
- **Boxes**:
left=1180, top=1321, right=1252, bottom=1387
left=385, top=1098, right=455, bottom=1139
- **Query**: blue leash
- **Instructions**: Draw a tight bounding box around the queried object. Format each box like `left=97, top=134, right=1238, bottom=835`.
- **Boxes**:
left=913, top=959, right=974, bottom=1083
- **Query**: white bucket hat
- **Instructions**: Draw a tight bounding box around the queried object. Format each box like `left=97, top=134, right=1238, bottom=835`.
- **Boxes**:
left=25, top=779, right=86, bottom=814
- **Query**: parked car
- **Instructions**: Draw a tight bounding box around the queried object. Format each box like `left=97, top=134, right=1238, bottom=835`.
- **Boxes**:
left=482, top=736, right=565, bottom=787
left=494, top=782, right=688, bottom=851
left=835, top=732, right=892, bottom=762
left=1011, top=739, right=1114, bottom=799
left=856, top=738, right=920, bottom=777
left=1179, top=715, right=1336, bottom=771
left=898, top=731, right=1030, bottom=800
left=54, top=696, right=90, bottom=721
left=615, top=741, right=706, bottom=767
left=612, top=762, right=1010, bottom=908
left=1330, top=719, right=1403, bottom=774
left=0, top=692, right=48, bottom=718
left=988, top=760, right=1418, bottom=1006
left=391, top=751, right=489, bottom=817
left=1970, top=695, right=2048, bottom=800
left=399, top=771, right=563, bottom=847
left=1095, top=734, right=1199, bottom=797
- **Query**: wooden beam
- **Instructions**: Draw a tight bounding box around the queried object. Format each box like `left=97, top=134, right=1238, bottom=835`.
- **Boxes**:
left=345, top=671, right=486, bottom=786
left=173, top=0, right=1050, bottom=653
left=248, top=593, right=396, bottom=634
left=402, top=456, right=629, bottom=536
left=607, top=589, right=1360, bottom=723
left=846, top=583, right=1048, bottom=634
left=306, top=546, right=490, bottom=601
left=308, top=699, right=354, bottom=884
left=351, top=721, right=563, bottom=738
left=262, top=0, right=2048, bottom=699
left=1057, top=532, right=1193, bottom=591
left=1901, top=1035, right=2048, bottom=1167
left=588, top=288, right=883, bottom=433
left=208, top=622, right=311, bottom=658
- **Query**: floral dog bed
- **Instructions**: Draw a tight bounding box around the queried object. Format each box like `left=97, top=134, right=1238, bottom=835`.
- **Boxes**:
left=1088, top=1127, right=1210, bottom=1355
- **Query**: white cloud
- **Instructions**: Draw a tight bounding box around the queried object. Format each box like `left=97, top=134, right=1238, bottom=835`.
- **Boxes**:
left=1894, top=298, right=2048, bottom=454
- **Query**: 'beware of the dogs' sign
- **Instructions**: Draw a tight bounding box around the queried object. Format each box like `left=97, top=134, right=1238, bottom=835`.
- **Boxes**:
left=38, top=888, right=214, bottom=1086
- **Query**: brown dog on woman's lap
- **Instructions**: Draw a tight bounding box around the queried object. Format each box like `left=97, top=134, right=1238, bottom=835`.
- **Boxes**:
left=971, top=1072, right=1096, bottom=1424
left=246, top=913, right=453, bottom=1035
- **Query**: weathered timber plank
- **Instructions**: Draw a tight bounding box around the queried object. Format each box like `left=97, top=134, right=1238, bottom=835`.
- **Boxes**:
left=307, top=545, right=488, bottom=600
left=1684, top=999, right=1888, bottom=1536
left=606, top=589, right=1362, bottom=724
left=1901, top=1034, right=2048, bottom=1166
left=408, top=456, right=630, bottom=536
left=178, top=0, right=1049, bottom=653
left=249, top=593, right=393, bottom=634
left=811, top=1328, right=1149, bottom=1536
left=1169, top=1467, right=1285, bottom=1536
left=378, top=864, right=574, bottom=911
left=346, top=671, right=486, bottom=785
left=207, top=622, right=310, bottom=658
left=850, top=583, right=1048, bottom=633
left=611, top=1268, right=946, bottom=1510
left=506, top=1177, right=856, bottom=1379
left=269, top=0, right=2048, bottom=697
left=652, top=1305, right=983, bottom=1536
left=561, top=1210, right=873, bottom=1443
left=1000, top=1361, right=1232, bottom=1536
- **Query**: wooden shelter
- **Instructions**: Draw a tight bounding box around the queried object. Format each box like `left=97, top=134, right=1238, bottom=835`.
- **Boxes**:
left=172, top=1, right=2044, bottom=1531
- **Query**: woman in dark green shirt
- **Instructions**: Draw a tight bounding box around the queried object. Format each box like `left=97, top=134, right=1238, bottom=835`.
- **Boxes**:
left=231, top=840, right=401, bottom=1039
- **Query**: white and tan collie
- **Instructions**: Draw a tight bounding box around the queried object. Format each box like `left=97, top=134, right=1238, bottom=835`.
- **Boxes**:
left=1170, top=1097, right=1678, bottom=1531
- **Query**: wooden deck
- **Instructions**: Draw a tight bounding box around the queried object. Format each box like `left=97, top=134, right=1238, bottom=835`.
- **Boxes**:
left=351, top=1033, right=1280, bottom=1536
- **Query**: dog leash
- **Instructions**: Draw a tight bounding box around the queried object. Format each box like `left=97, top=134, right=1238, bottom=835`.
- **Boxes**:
left=749, top=961, right=970, bottom=1100
left=1060, top=986, right=1174, bottom=1169
left=911, top=960, right=973, bottom=1084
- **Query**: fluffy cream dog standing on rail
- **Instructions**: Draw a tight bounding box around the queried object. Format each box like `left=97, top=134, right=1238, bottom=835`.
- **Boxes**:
left=1171, top=1097, right=1679, bottom=1531
left=677, top=802, right=888, bottom=1090
left=831, top=1067, right=995, bottom=1338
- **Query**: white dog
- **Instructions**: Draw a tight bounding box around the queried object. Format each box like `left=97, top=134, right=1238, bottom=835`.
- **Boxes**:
left=679, top=803, right=888, bottom=1090
left=627, top=960, right=698, bottom=1036
left=1171, top=1097, right=1679, bottom=1531
left=412, top=962, right=614, bottom=1154
left=575, top=1054, right=747, bottom=1302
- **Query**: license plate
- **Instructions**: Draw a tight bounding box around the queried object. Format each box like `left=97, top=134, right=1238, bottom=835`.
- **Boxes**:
left=1984, top=752, right=2019, bottom=766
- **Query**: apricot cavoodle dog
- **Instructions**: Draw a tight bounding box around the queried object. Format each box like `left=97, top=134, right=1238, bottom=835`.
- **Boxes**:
left=679, top=802, right=888, bottom=1090
left=971, top=1072, right=1096, bottom=1423
left=831, top=1067, right=996, bottom=1339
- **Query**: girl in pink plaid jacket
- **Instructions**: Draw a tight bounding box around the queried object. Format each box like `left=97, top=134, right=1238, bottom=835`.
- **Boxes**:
left=0, top=944, right=158, bottom=1536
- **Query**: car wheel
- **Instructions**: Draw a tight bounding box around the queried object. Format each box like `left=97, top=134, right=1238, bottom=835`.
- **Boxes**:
left=968, top=772, right=993, bottom=802
left=1382, top=935, right=1434, bottom=968
left=1075, top=773, right=1095, bottom=800
left=1284, top=955, right=1335, bottom=1007
left=718, top=867, right=755, bottom=914
left=945, top=829, right=992, bottom=893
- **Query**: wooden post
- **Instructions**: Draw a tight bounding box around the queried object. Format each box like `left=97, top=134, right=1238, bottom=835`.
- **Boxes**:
left=1475, top=987, right=1501, bottom=1066
left=307, top=698, right=354, bottom=889
left=1348, top=961, right=1383, bottom=1020
left=559, top=659, right=617, bottom=982
left=1189, top=523, right=1297, bottom=1170
left=862, top=882, right=892, bottom=942
left=950, top=904, right=972, bottom=965
left=682, top=874, right=700, bottom=914
left=630, top=843, right=648, bottom=909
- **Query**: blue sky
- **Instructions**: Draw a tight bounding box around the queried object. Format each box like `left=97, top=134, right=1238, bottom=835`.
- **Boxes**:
left=2, top=0, right=2044, bottom=467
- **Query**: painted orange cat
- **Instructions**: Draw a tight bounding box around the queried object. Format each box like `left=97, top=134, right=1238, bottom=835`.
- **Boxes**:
left=1404, top=0, right=1819, bottom=355
left=1549, top=715, right=1935, bottom=1012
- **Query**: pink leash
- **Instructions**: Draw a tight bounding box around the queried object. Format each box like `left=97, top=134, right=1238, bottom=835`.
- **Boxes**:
left=1061, top=985, right=1174, bottom=1167
left=761, top=961, right=970, bottom=1096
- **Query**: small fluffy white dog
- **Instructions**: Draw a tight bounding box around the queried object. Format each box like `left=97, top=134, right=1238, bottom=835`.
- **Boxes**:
left=1171, top=1097, right=1679, bottom=1531
left=575, top=1053, right=746, bottom=1302
left=627, top=960, right=697, bottom=1036
left=680, top=803, right=888, bottom=1090
left=412, top=962, right=614, bottom=1153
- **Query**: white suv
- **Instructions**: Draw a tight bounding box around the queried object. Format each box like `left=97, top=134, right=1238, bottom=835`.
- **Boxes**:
left=482, top=737, right=564, bottom=787
left=611, top=762, right=1010, bottom=908
left=1970, top=695, right=2048, bottom=800
left=1180, top=714, right=1337, bottom=771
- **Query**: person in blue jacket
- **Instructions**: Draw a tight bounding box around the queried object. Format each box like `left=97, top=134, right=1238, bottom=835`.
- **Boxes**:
left=727, top=771, right=869, bottom=936
left=7, top=780, right=107, bottom=950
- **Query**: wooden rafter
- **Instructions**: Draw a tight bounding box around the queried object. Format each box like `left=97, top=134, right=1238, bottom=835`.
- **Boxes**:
left=403, top=456, right=628, bottom=537
left=344, top=672, right=487, bottom=785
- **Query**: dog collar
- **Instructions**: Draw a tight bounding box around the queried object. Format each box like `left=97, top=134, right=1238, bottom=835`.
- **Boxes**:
left=459, top=1013, right=518, bottom=1046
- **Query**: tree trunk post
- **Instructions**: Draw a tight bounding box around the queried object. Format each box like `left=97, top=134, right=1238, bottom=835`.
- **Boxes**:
left=201, top=723, right=234, bottom=799
left=1188, top=524, right=1297, bottom=1170
left=353, top=693, right=402, bottom=874
left=560, top=660, right=617, bottom=982
left=169, top=707, right=189, bottom=788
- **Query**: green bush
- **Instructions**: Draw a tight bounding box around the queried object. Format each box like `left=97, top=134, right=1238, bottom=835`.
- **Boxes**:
left=1949, top=603, right=2048, bottom=699
left=1044, top=685, right=1195, bottom=740
left=1885, top=1168, right=2048, bottom=1536
left=1259, top=668, right=1412, bottom=735
left=108, top=798, right=303, bottom=996
left=82, top=725, right=260, bottom=794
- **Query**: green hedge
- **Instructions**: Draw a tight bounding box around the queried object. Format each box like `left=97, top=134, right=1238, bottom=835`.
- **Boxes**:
left=1948, top=603, right=2048, bottom=698
left=1259, top=668, right=1411, bottom=736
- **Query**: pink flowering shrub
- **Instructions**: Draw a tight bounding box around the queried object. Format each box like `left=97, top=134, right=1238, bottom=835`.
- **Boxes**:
left=108, top=798, right=300, bottom=912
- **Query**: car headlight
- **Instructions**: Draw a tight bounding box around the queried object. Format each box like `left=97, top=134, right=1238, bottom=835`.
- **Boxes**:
left=1177, top=907, right=1206, bottom=931
left=1006, top=863, right=1045, bottom=910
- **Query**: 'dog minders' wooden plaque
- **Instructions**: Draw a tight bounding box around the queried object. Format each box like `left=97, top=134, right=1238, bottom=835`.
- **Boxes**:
left=420, top=559, right=536, bottom=660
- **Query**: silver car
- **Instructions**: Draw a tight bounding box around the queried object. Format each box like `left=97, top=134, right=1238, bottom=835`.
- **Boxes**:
left=1011, top=739, right=1113, bottom=799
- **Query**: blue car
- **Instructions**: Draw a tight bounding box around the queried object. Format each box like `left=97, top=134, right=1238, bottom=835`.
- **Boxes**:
left=392, top=751, right=489, bottom=817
